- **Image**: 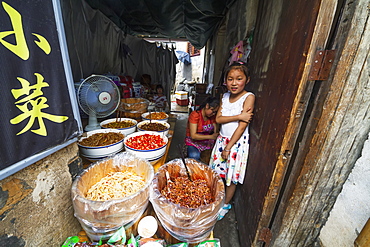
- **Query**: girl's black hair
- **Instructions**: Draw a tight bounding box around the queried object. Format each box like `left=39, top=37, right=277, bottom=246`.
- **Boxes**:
left=224, top=61, right=250, bottom=80
left=197, top=96, right=220, bottom=111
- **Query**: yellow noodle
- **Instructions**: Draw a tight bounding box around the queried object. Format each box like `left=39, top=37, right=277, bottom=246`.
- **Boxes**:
left=85, top=171, right=145, bottom=201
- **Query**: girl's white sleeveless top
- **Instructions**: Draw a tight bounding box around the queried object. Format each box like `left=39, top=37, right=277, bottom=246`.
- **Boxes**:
left=220, top=92, right=254, bottom=138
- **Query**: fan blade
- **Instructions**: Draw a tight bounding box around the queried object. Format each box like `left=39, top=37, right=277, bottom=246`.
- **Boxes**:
left=95, top=79, right=116, bottom=93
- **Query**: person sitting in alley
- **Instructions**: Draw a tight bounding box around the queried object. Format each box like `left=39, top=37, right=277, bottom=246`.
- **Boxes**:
left=184, top=97, right=220, bottom=163
left=152, top=84, right=169, bottom=112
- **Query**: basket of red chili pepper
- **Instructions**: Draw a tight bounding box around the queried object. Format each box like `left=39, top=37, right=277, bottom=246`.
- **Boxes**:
left=123, top=131, right=168, bottom=165
left=150, top=158, right=225, bottom=243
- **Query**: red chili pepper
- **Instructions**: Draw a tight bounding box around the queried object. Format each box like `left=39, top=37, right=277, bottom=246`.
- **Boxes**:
left=126, top=134, right=165, bottom=150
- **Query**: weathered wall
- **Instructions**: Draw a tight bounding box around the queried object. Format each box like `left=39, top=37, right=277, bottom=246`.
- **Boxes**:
left=212, top=0, right=259, bottom=86
left=320, top=132, right=370, bottom=246
left=0, top=143, right=82, bottom=246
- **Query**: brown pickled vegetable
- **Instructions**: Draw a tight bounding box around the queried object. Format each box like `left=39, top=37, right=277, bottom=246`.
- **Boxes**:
left=139, top=122, right=168, bottom=131
left=102, top=120, right=135, bottom=129
left=146, top=112, right=167, bottom=120
left=161, top=176, right=213, bottom=208
left=79, top=132, right=124, bottom=147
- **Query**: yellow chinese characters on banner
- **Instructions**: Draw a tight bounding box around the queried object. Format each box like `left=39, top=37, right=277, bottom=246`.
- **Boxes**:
left=0, top=2, right=51, bottom=60
left=10, top=73, right=69, bottom=136
left=1, top=1, right=67, bottom=136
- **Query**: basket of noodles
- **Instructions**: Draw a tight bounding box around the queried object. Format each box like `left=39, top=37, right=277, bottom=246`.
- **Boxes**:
left=71, top=152, right=154, bottom=242
left=149, top=158, right=225, bottom=243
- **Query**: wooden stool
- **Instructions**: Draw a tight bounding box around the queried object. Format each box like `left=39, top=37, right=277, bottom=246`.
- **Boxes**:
left=200, top=149, right=212, bottom=165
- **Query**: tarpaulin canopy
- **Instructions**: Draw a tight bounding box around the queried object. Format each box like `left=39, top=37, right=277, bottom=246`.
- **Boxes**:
left=84, top=0, right=235, bottom=49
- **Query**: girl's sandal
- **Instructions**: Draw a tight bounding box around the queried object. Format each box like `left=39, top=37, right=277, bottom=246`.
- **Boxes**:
left=218, top=204, right=232, bottom=220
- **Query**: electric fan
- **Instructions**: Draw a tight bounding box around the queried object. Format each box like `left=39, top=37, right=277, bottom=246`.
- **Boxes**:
left=77, top=75, right=121, bottom=132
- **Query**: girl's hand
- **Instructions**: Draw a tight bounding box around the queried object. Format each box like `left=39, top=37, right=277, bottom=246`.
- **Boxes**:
left=239, top=107, right=253, bottom=123
left=211, top=132, right=219, bottom=140
left=221, top=149, right=230, bottom=160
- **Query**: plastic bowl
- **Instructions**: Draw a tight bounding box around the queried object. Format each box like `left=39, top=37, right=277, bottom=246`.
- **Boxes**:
left=137, top=120, right=170, bottom=136
left=124, top=131, right=168, bottom=165
left=77, top=129, right=124, bottom=160
left=141, top=112, right=169, bottom=122
left=100, top=118, right=137, bottom=136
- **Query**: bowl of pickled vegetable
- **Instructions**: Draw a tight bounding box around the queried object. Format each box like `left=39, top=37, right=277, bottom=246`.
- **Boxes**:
left=141, top=112, right=168, bottom=122
left=77, top=129, right=125, bottom=161
left=124, top=131, right=168, bottom=165
left=100, top=118, right=137, bottom=136
left=137, top=120, right=170, bottom=136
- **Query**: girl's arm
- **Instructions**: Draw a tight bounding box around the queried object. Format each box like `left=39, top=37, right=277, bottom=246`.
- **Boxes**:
left=215, top=94, right=255, bottom=124
left=221, top=95, right=255, bottom=159
left=189, top=123, right=218, bottom=140
left=213, top=121, right=219, bottom=133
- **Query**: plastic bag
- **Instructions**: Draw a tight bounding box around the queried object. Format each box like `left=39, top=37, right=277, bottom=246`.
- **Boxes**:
left=166, top=243, right=188, bottom=247
left=71, top=152, right=154, bottom=242
left=195, top=239, right=221, bottom=247
left=149, top=159, right=225, bottom=243
left=139, top=238, right=166, bottom=246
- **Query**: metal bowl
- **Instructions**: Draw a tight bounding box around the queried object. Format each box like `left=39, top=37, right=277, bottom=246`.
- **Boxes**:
left=137, top=120, right=170, bottom=136
left=77, top=129, right=124, bottom=161
left=124, top=131, right=168, bottom=165
left=100, top=118, right=137, bottom=136
left=141, top=112, right=169, bottom=122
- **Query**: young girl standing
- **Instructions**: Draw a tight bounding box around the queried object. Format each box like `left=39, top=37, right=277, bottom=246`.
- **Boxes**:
left=209, top=62, right=255, bottom=220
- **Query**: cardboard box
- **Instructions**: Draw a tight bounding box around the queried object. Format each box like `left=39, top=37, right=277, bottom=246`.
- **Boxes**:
left=176, top=98, right=189, bottom=106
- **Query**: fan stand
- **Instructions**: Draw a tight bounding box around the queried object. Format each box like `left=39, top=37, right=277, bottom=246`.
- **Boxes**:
left=85, top=113, right=101, bottom=132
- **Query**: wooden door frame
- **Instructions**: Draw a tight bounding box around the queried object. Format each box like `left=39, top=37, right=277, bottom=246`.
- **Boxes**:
left=252, top=0, right=338, bottom=245
left=270, top=0, right=370, bottom=245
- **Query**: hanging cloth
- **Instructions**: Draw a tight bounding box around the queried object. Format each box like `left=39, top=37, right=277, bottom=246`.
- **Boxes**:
left=229, top=40, right=244, bottom=65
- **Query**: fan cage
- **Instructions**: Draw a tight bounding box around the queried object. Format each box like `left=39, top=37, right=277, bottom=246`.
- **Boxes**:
left=77, top=75, right=121, bottom=118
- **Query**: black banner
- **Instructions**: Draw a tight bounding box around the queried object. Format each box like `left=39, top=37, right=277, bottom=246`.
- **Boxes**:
left=0, top=1, right=79, bottom=171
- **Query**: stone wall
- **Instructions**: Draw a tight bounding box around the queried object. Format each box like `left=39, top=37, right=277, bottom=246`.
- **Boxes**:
left=319, top=132, right=370, bottom=246
left=0, top=143, right=82, bottom=246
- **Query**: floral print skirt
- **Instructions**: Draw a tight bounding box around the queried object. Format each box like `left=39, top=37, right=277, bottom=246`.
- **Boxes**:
left=209, top=134, right=250, bottom=186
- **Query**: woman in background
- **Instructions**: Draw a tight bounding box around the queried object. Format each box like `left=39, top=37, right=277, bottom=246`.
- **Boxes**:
left=184, top=97, right=220, bottom=163
left=152, top=84, right=168, bottom=112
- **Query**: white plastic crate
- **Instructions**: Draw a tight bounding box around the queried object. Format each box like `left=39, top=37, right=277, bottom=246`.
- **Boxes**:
left=175, top=91, right=188, bottom=100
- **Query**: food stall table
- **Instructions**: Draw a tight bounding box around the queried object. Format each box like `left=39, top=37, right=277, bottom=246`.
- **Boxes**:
left=76, top=114, right=217, bottom=246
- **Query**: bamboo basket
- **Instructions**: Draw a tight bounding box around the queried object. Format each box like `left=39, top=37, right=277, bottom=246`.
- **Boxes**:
left=149, top=158, right=225, bottom=243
